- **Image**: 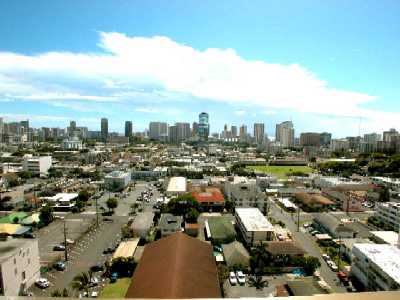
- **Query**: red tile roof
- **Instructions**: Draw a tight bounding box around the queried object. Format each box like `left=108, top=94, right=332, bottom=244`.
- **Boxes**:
left=191, top=188, right=224, bottom=203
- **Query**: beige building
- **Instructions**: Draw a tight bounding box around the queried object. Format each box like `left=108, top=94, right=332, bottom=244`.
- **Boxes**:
left=0, top=238, right=40, bottom=296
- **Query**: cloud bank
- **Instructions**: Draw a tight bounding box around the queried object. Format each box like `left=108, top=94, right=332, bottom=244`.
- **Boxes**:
left=0, top=32, right=397, bottom=133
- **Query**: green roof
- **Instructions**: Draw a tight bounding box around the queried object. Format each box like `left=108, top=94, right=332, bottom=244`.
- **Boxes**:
left=207, top=216, right=236, bottom=243
left=0, top=212, right=28, bottom=224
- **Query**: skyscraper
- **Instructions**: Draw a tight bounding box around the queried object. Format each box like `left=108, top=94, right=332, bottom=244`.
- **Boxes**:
left=125, top=121, right=133, bottom=137
left=320, top=132, right=332, bottom=146
left=101, top=118, right=108, bottom=141
left=300, top=132, right=320, bottom=147
left=231, top=126, right=238, bottom=138
left=0, top=117, right=3, bottom=142
left=239, top=124, right=247, bottom=138
left=198, top=112, right=209, bottom=141
left=276, top=121, right=294, bottom=148
left=175, top=122, right=191, bottom=142
left=192, top=122, right=198, bottom=137
left=253, top=123, right=265, bottom=145
left=149, top=122, right=169, bottom=141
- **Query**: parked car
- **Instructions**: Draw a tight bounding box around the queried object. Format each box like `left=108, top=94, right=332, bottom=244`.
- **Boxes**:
left=90, top=277, right=99, bottom=286
left=53, top=245, right=65, bottom=251
left=90, top=264, right=104, bottom=272
left=53, top=261, right=66, bottom=271
left=103, top=217, right=114, bottom=223
left=236, top=271, right=246, bottom=285
left=327, top=260, right=338, bottom=272
left=322, top=254, right=331, bottom=262
left=35, top=278, right=50, bottom=289
left=23, top=232, right=36, bottom=239
left=91, top=291, right=98, bottom=298
left=229, top=271, right=238, bottom=285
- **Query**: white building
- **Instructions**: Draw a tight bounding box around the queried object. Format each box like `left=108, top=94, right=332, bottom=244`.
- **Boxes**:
left=0, top=238, right=40, bottom=296
left=351, top=243, right=400, bottom=291
left=224, top=177, right=267, bottom=211
left=62, top=136, right=83, bottom=150
left=23, top=156, right=52, bottom=175
left=42, top=193, right=78, bottom=210
left=275, top=121, right=294, bottom=148
left=376, top=202, right=400, bottom=231
left=234, top=208, right=274, bottom=245
left=166, top=177, right=187, bottom=196
left=104, top=171, right=131, bottom=191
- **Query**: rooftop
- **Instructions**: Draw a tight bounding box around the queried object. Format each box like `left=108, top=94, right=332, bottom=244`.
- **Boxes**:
left=354, top=243, right=400, bottom=285
left=0, top=238, right=35, bottom=263
left=167, top=177, right=187, bottom=193
left=235, top=208, right=274, bottom=232
left=370, top=231, right=399, bottom=246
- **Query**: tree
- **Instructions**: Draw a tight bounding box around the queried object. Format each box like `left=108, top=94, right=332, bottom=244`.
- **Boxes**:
left=75, top=200, right=85, bottom=212
left=39, top=205, right=54, bottom=225
left=12, top=216, right=19, bottom=224
left=78, top=190, right=90, bottom=202
left=121, top=224, right=135, bottom=239
left=248, top=274, right=268, bottom=290
left=378, top=186, right=390, bottom=202
left=106, top=197, right=118, bottom=212
left=70, top=272, right=92, bottom=297
left=19, top=171, right=32, bottom=180
left=186, top=208, right=199, bottom=223
left=165, top=194, right=199, bottom=217
left=300, top=256, right=321, bottom=276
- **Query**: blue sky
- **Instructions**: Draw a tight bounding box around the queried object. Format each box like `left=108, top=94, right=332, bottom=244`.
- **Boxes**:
left=0, top=0, right=400, bottom=137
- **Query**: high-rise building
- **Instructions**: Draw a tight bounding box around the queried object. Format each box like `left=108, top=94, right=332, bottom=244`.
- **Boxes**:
left=176, top=122, right=191, bottom=142
left=239, top=124, right=247, bottom=138
left=125, top=121, right=133, bottom=137
left=198, top=112, right=209, bottom=141
left=192, top=122, right=198, bottom=137
left=320, top=132, right=332, bottom=146
left=276, top=121, right=294, bottom=148
left=169, top=125, right=178, bottom=143
left=149, top=122, right=169, bottom=141
left=0, top=117, right=3, bottom=142
left=253, top=123, right=265, bottom=145
left=383, top=128, right=399, bottom=143
left=300, top=132, right=320, bottom=147
left=101, top=118, right=108, bottom=141
left=231, top=126, right=238, bottom=138
left=364, top=132, right=381, bottom=143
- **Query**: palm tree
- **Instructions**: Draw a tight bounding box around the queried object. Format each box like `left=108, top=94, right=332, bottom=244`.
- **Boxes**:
left=70, top=272, right=92, bottom=297
left=248, top=274, right=268, bottom=290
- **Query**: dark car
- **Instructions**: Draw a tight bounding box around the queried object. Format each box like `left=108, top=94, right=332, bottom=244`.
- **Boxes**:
left=110, top=272, right=118, bottom=283
left=53, top=245, right=65, bottom=251
left=90, top=264, right=104, bottom=272
left=103, top=217, right=114, bottom=223
left=53, top=261, right=66, bottom=271
left=23, top=232, right=36, bottom=239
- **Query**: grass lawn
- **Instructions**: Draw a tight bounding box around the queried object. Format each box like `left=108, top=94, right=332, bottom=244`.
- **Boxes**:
left=99, top=278, right=131, bottom=298
left=246, top=165, right=313, bottom=179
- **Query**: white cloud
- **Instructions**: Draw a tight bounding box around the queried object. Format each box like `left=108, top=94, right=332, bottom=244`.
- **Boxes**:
left=135, top=107, right=160, bottom=113
left=263, top=110, right=277, bottom=115
left=234, top=110, right=246, bottom=116
left=0, top=32, right=397, bottom=133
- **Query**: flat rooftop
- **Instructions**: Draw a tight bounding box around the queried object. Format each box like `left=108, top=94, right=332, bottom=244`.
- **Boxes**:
left=354, top=243, right=400, bottom=285
left=0, top=238, right=34, bottom=263
left=235, top=208, right=274, bottom=232
left=167, top=177, right=187, bottom=192
left=370, top=231, right=399, bottom=246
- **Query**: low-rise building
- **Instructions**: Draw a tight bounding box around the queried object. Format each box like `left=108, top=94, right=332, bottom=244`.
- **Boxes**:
left=313, top=213, right=357, bottom=239
left=23, top=156, right=52, bottom=175
left=166, top=177, right=187, bottom=196
left=224, top=177, right=266, bottom=211
left=234, top=207, right=274, bottom=245
left=159, top=214, right=183, bottom=237
left=191, top=187, right=224, bottom=212
left=351, top=243, right=400, bottom=291
left=104, top=171, right=131, bottom=191
left=376, top=202, right=400, bottom=231
left=0, top=238, right=40, bottom=296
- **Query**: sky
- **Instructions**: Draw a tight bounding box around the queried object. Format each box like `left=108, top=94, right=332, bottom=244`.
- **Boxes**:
left=0, top=0, right=400, bottom=137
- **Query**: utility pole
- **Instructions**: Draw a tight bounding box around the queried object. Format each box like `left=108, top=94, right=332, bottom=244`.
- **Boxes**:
left=63, top=220, right=68, bottom=262
left=337, top=234, right=342, bottom=271
left=297, top=205, right=300, bottom=232
left=95, top=196, right=99, bottom=228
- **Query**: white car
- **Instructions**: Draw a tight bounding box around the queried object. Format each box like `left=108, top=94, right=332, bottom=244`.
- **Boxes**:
left=91, top=277, right=99, bottom=285
left=327, top=260, right=338, bottom=271
left=236, top=271, right=246, bottom=285
left=91, top=291, right=98, bottom=298
left=229, top=271, right=238, bottom=285
left=322, top=254, right=330, bottom=261
left=35, top=278, right=50, bottom=289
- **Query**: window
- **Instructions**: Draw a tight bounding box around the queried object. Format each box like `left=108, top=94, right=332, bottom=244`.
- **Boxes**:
left=13, top=258, right=16, bottom=265
left=28, top=258, right=31, bottom=265
left=21, top=271, right=26, bottom=280
left=14, top=268, right=17, bottom=276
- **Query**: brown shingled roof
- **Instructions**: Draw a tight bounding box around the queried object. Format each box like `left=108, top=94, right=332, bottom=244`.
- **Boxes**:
left=125, top=232, right=221, bottom=299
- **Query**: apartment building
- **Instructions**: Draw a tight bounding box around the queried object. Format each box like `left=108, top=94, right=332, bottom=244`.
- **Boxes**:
left=0, top=238, right=40, bottom=296
left=376, top=202, right=400, bottom=231
left=234, top=208, right=274, bottom=245
left=104, top=171, right=131, bottom=191
left=224, top=177, right=267, bottom=211
left=23, top=156, right=52, bottom=175
left=351, top=243, right=400, bottom=291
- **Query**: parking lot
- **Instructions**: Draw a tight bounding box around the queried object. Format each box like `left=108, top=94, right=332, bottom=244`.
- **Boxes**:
left=31, top=215, right=127, bottom=297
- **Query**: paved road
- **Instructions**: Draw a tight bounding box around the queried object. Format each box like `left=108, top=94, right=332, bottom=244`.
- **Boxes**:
left=31, top=215, right=127, bottom=297
left=268, top=199, right=347, bottom=294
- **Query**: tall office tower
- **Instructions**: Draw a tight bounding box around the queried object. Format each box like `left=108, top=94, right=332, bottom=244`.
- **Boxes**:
left=239, top=124, right=247, bottom=138
left=276, top=121, right=294, bottom=148
left=192, top=122, right=199, bottom=137
left=253, top=123, right=265, bottom=145
left=149, top=122, right=169, bottom=141
left=320, top=132, right=332, bottom=146
left=0, top=117, right=3, bottom=142
left=101, top=118, right=108, bottom=141
left=168, top=125, right=178, bottom=143
left=300, top=132, right=321, bottom=147
left=198, top=112, right=209, bottom=141
left=68, top=120, right=77, bottom=137
left=176, top=122, right=191, bottom=142
left=125, top=121, right=133, bottom=137
left=20, top=120, right=29, bottom=134
left=364, top=133, right=381, bottom=143
left=231, top=126, right=238, bottom=138
left=383, top=128, right=399, bottom=142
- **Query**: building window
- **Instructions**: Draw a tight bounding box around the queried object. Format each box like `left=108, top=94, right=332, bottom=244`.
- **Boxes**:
left=13, top=258, right=16, bottom=265
left=28, top=258, right=31, bottom=265
left=14, top=268, right=17, bottom=276
left=22, top=271, right=26, bottom=280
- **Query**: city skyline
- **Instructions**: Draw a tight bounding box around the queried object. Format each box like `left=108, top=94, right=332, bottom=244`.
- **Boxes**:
left=1, top=1, right=400, bottom=135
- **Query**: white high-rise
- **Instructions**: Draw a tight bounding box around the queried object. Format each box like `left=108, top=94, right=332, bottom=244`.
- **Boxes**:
left=276, top=121, right=294, bottom=148
left=149, top=122, right=169, bottom=141
left=253, top=123, right=265, bottom=145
